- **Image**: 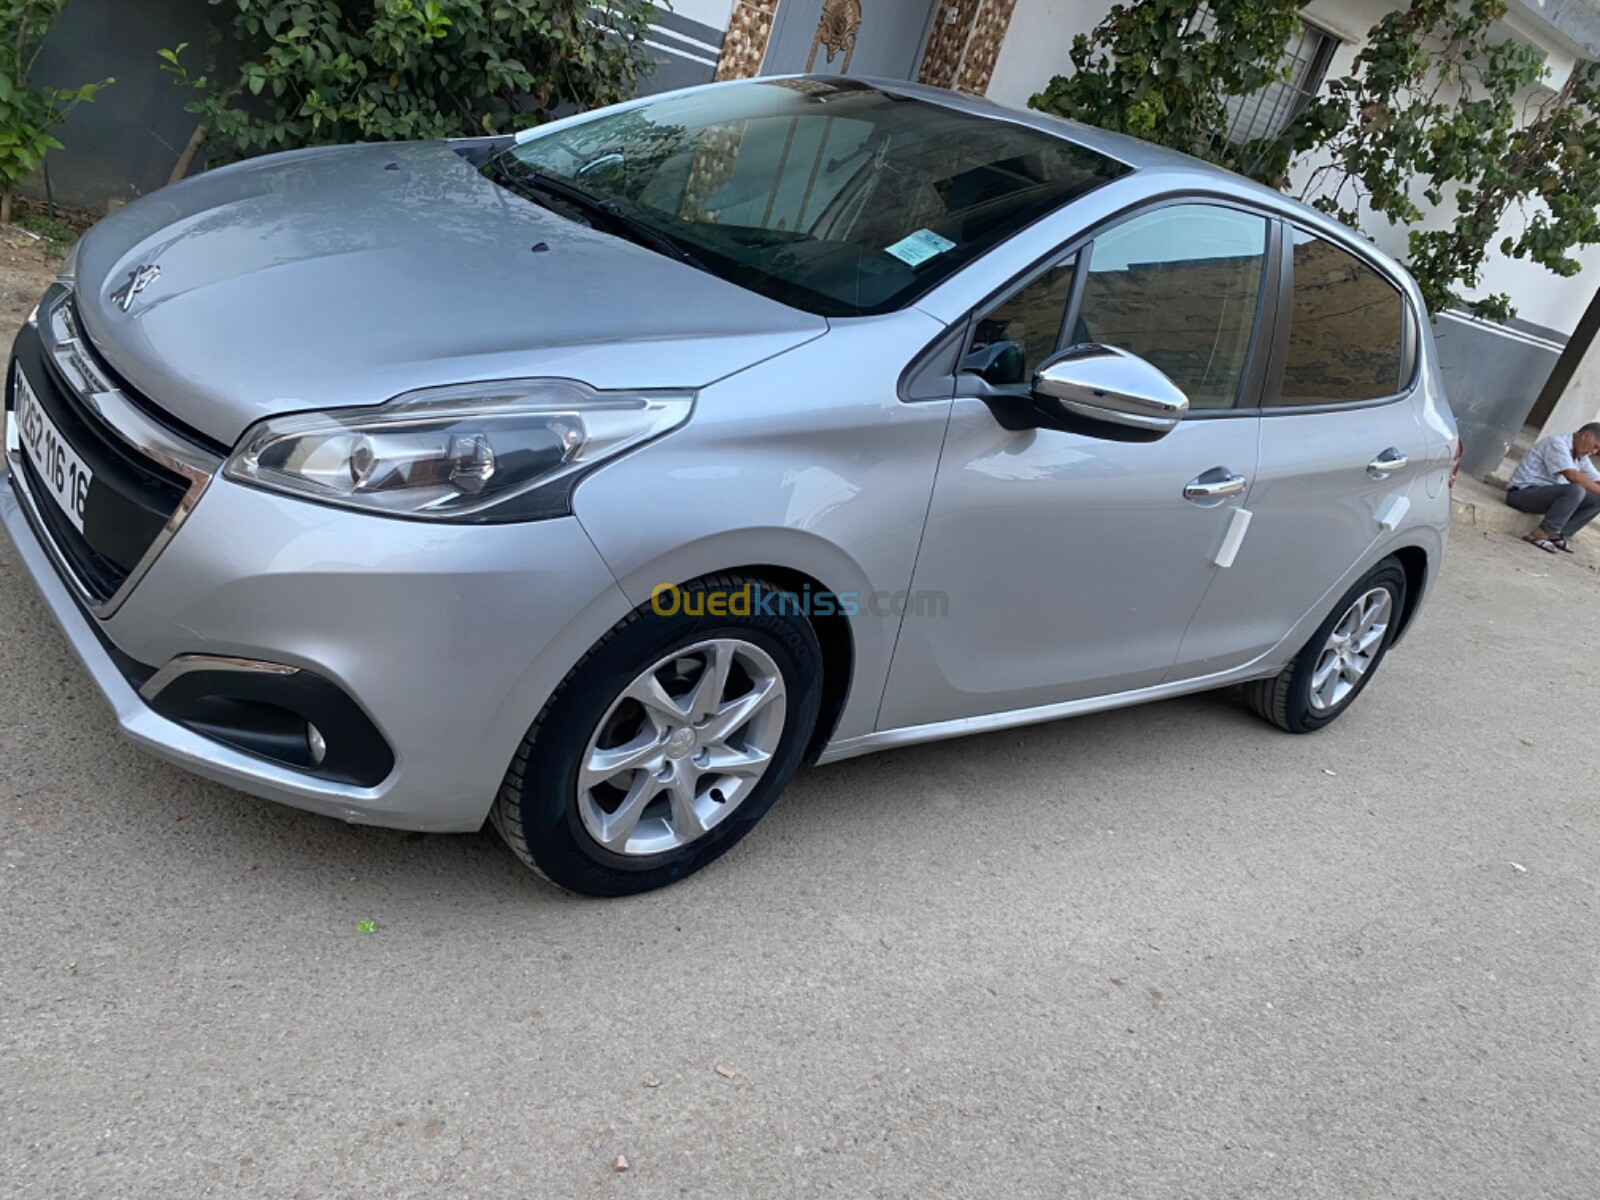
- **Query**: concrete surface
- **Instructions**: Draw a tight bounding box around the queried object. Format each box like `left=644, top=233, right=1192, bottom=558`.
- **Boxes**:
left=1450, top=472, right=1556, bottom=543
left=0, top=235, right=59, bottom=335
left=3, top=509, right=1600, bottom=1198
left=1482, top=423, right=1540, bottom=491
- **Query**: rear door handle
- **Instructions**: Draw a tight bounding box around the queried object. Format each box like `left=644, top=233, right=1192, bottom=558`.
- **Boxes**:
left=1367, top=448, right=1409, bottom=478
left=1183, top=468, right=1248, bottom=503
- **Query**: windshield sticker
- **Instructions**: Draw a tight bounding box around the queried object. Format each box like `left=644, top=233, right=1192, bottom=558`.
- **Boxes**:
left=884, top=228, right=956, bottom=267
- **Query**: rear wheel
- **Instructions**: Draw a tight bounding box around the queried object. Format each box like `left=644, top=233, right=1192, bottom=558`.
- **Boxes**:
left=1244, top=560, right=1407, bottom=734
left=491, top=575, right=823, bottom=896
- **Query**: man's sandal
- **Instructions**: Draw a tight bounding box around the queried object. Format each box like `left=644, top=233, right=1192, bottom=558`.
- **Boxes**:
left=1524, top=532, right=1560, bottom=554
left=1553, top=536, right=1576, bottom=553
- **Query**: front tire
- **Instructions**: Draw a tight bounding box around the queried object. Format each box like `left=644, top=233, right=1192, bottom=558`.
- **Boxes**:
left=491, top=574, right=823, bottom=896
left=1245, top=559, right=1407, bottom=734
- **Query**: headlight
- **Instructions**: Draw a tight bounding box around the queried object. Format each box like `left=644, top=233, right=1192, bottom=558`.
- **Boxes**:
left=223, top=379, right=693, bottom=522
left=25, top=243, right=75, bottom=325
left=56, top=239, right=79, bottom=285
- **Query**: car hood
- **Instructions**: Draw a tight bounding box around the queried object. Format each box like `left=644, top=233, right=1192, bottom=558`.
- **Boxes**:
left=72, top=142, right=827, bottom=445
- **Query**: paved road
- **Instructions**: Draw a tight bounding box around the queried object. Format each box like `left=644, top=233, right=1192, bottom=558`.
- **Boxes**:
left=3, top=524, right=1597, bottom=1198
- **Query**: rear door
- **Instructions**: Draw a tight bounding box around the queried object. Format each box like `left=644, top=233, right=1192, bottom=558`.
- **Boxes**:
left=1168, top=223, right=1430, bottom=680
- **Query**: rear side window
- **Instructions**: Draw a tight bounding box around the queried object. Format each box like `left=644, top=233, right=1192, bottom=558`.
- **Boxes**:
left=1279, top=229, right=1405, bottom=405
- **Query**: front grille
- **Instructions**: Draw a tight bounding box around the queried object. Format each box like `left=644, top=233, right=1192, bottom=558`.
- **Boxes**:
left=10, top=326, right=187, bottom=603
left=5, top=285, right=218, bottom=616
left=18, top=452, right=131, bottom=599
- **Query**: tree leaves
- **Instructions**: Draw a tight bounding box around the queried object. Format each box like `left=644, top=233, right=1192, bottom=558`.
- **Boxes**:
left=1029, top=0, right=1600, bottom=322
left=0, top=1, right=111, bottom=203
left=1282, top=0, right=1570, bottom=318
left=1031, top=0, right=1304, bottom=173
left=161, top=0, right=656, bottom=161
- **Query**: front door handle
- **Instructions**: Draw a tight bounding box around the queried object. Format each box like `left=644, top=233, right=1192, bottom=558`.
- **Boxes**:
left=1184, top=468, right=1248, bottom=503
left=1367, top=447, right=1409, bottom=478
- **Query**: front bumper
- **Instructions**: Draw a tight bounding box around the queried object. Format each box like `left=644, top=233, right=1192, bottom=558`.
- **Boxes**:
left=2, top=408, right=633, bottom=832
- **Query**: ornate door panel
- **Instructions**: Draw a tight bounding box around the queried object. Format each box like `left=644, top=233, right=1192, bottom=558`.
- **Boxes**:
left=761, top=0, right=938, bottom=81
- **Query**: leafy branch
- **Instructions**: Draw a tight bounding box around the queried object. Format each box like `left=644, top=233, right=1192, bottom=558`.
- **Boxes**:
left=1029, top=0, right=1600, bottom=322
left=160, top=0, right=660, bottom=165
left=0, top=0, right=110, bottom=225
left=1286, top=0, right=1548, bottom=318
left=1027, top=0, right=1306, bottom=180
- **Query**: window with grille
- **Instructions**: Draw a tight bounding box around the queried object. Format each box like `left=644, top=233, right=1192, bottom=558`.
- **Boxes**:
left=1190, top=10, right=1340, bottom=145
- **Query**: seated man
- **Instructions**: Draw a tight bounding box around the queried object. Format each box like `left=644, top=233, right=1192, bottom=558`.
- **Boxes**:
left=1507, top=423, right=1600, bottom=553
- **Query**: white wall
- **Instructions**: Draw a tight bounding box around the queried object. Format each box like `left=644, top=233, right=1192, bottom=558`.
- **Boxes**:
left=670, top=0, right=737, bottom=33
left=984, top=0, right=1113, bottom=111
left=1474, top=226, right=1600, bottom=333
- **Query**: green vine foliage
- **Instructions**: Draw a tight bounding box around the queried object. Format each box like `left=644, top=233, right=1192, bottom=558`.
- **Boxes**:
left=0, top=0, right=110, bottom=224
left=1028, top=0, right=1306, bottom=179
left=163, top=0, right=660, bottom=161
left=1287, top=0, right=1559, bottom=319
left=1031, top=0, right=1600, bottom=322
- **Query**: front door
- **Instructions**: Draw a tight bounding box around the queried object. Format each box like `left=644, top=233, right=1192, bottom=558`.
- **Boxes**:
left=762, top=0, right=938, bottom=80
left=878, top=202, right=1273, bottom=730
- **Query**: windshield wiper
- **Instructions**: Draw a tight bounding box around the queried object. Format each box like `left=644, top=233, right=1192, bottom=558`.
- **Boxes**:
left=488, top=155, right=706, bottom=271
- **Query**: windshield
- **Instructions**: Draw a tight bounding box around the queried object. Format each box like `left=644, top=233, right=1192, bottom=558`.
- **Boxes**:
left=493, top=79, right=1130, bottom=317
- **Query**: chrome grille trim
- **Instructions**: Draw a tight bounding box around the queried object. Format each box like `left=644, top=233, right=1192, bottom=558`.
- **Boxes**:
left=138, top=654, right=301, bottom=703
left=4, top=284, right=221, bottom=619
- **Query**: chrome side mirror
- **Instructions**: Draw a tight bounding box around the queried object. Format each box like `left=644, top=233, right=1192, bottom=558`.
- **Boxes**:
left=1030, top=345, right=1189, bottom=442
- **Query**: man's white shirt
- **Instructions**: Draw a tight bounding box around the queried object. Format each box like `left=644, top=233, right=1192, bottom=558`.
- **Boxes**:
left=1508, top=434, right=1600, bottom=490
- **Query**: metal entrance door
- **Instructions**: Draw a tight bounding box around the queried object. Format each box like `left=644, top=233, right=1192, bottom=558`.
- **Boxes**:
left=761, top=0, right=939, bottom=81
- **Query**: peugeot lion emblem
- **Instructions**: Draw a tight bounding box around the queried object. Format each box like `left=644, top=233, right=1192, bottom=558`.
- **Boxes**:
left=111, top=264, right=161, bottom=313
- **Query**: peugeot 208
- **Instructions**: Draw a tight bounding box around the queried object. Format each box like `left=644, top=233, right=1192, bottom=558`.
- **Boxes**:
left=2, top=78, right=1457, bottom=894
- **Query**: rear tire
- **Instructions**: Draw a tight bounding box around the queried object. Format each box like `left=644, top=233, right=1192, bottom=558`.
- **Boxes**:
left=1245, top=559, right=1407, bottom=734
left=491, top=574, right=823, bottom=896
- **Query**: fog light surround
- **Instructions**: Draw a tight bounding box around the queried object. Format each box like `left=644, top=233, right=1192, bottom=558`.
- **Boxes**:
left=140, top=655, right=394, bottom=786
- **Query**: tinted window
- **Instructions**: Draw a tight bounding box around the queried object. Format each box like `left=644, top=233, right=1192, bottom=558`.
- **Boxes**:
left=1074, top=204, right=1268, bottom=409
left=968, top=258, right=1076, bottom=379
left=497, top=80, right=1129, bottom=317
left=1278, top=230, right=1404, bottom=404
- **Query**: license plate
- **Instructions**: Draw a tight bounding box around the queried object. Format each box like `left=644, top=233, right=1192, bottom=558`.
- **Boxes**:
left=13, top=369, right=92, bottom=534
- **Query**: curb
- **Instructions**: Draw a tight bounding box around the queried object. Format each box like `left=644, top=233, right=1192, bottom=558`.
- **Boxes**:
left=1449, top=477, right=1600, bottom=558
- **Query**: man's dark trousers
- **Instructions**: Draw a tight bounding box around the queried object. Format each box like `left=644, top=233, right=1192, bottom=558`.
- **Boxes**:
left=1506, top=482, right=1600, bottom=537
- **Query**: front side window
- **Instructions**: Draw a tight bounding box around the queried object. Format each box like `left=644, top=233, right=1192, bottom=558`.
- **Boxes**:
left=496, top=79, right=1129, bottom=317
left=968, top=257, right=1077, bottom=381
left=1277, top=230, right=1405, bottom=405
left=1074, top=204, right=1269, bottom=409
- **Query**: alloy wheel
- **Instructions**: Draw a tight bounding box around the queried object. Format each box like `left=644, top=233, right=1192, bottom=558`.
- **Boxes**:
left=1307, top=586, right=1393, bottom=714
left=577, top=638, right=788, bottom=856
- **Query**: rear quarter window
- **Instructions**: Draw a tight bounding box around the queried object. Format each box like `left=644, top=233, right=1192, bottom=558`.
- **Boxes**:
left=1278, top=230, right=1405, bottom=405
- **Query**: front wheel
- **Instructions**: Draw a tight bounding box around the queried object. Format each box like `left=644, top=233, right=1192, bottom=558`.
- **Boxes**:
left=1244, top=560, right=1407, bottom=734
left=491, top=575, right=823, bottom=896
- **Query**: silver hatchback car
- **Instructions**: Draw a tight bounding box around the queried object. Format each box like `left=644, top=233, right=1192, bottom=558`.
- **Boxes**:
left=3, top=77, right=1457, bottom=895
